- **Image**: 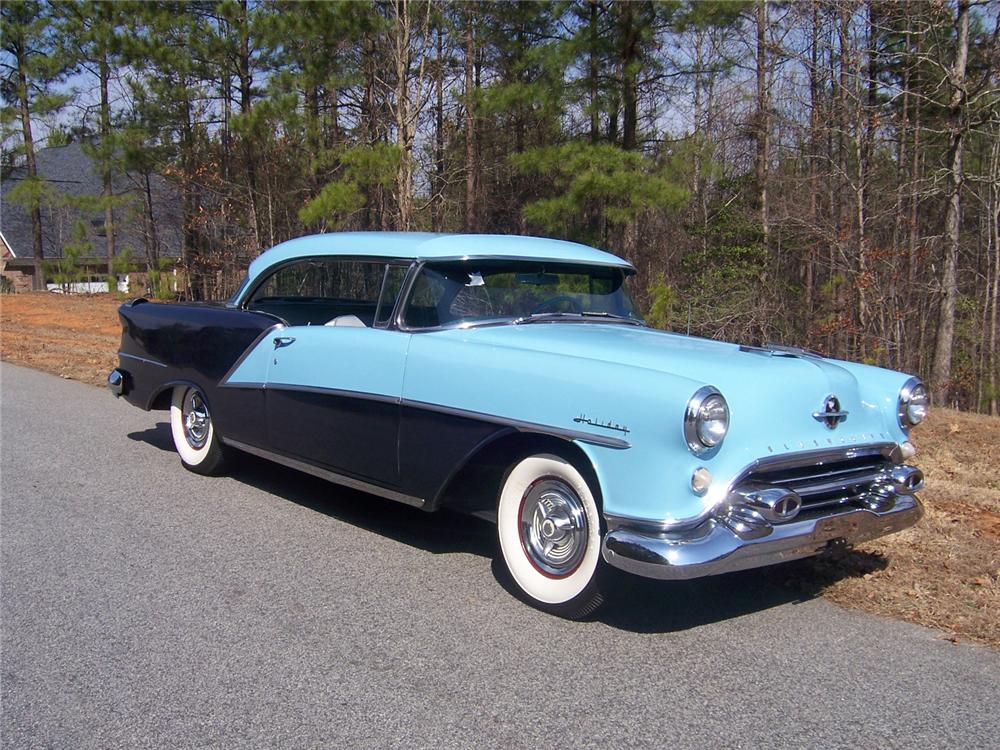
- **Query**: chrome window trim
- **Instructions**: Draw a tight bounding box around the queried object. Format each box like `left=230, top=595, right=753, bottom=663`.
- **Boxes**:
left=373, top=261, right=413, bottom=329
left=416, top=254, right=635, bottom=272
left=394, top=259, right=640, bottom=333
left=221, top=438, right=426, bottom=509
left=236, top=254, right=417, bottom=309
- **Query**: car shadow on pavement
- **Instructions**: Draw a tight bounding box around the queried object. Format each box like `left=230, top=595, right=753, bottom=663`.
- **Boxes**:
left=226, top=447, right=498, bottom=559
left=133, top=423, right=889, bottom=634
left=589, top=554, right=886, bottom=634
left=127, top=422, right=175, bottom=452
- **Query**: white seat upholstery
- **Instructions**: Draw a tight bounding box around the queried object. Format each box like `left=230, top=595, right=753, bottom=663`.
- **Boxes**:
left=325, top=314, right=367, bottom=328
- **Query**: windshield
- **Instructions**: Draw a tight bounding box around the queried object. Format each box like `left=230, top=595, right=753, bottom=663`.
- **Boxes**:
left=401, top=260, right=642, bottom=329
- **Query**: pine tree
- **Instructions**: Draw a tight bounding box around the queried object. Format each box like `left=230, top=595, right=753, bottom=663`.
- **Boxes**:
left=1, top=0, right=72, bottom=289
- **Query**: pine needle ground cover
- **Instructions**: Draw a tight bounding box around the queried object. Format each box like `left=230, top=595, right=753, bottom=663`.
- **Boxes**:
left=2, top=293, right=997, bottom=646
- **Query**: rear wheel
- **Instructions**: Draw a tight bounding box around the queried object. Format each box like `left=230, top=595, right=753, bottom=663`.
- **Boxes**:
left=496, top=454, right=605, bottom=619
left=170, top=385, right=226, bottom=475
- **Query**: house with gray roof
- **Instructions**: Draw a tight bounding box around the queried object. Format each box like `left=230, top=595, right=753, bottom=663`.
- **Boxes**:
left=1, top=142, right=183, bottom=292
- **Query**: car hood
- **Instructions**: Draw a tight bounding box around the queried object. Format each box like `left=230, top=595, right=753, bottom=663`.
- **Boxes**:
left=450, top=322, right=843, bottom=391
left=436, top=322, right=901, bottom=443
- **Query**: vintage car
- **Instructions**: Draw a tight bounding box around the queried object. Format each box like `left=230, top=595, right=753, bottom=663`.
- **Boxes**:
left=109, top=232, right=927, bottom=618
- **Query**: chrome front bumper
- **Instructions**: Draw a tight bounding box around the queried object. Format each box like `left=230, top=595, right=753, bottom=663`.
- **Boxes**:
left=602, top=494, right=923, bottom=581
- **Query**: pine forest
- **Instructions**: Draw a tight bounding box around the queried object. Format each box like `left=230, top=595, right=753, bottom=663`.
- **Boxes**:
left=2, top=0, right=999, bottom=412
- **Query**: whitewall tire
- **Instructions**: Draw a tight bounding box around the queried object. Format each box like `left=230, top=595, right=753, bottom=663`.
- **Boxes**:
left=170, top=385, right=226, bottom=475
left=497, top=454, right=605, bottom=618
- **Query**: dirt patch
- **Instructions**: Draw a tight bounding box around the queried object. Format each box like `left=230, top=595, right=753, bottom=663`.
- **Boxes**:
left=2, top=292, right=999, bottom=646
left=1, top=292, right=121, bottom=387
left=790, top=409, right=1000, bottom=647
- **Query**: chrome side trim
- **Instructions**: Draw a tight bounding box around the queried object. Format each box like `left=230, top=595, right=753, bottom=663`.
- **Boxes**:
left=215, top=380, right=626, bottom=448
left=400, top=398, right=631, bottom=449
left=603, top=495, right=924, bottom=581
left=220, top=381, right=266, bottom=390
left=118, top=351, right=167, bottom=368
left=267, top=383, right=400, bottom=405
left=221, top=438, right=426, bottom=509
left=219, top=323, right=284, bottom=385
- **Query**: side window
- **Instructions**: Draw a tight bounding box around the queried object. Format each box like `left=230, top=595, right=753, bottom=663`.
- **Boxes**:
left=248, top=259, right=387, bottom=327
left=403, top=268, right=448, bottom=328
left=374, top=264, right=409, bottom=328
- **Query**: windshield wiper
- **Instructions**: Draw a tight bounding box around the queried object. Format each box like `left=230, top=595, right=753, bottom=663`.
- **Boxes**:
left=511, top=312, right=577, bottom=325
left=579, top=311, right=645, bottom=326
left=512, top=311, right=645, bottom=326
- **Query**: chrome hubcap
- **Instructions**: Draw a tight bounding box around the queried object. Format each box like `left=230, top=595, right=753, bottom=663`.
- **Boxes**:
left=182, top=391, right=210, bottom=449
left=519, top=478, right=588, bottom=577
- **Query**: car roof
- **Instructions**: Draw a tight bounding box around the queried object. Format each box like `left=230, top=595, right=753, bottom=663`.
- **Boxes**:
left=245, top=232, right=634, bottom=286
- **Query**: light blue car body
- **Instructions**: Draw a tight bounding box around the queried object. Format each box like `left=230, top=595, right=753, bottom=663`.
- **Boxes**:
left=222, top=232, right=916, bottom=529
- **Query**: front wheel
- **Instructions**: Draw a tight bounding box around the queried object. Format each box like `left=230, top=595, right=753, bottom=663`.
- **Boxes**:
left=170, top=385, right=227, bottom=475
left=496, top=454, right=605, bottom=619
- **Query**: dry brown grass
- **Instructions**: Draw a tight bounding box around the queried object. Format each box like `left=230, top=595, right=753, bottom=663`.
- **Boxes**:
left=2, top=291, right=998, bottom=645
left=0, top=292, right=120, bottom=387
left=792, top=409, right=1000, bottom=647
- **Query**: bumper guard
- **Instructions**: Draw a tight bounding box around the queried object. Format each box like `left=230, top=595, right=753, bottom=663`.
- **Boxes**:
left=602, top=494, right=924, bottom=581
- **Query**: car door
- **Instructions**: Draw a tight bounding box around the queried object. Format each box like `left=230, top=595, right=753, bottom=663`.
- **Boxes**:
left=231, top=257, right=410, bottom=487
left=264, top=324, right=409, bottom=486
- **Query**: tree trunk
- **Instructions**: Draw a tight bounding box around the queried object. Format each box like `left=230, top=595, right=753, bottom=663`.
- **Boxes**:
left=100, top=41, right=116, bottom=280
left=432, top=26, right=444, bottom=232
left=620, top=2, right=639, bottom=151
left=589, top=0, right=600, bottom=145
left=237, top=0, right=261, bottom=247
left=142, top=171, right=160, bottom=268
left=805, top=0, right=820, bottom=326
left=14, top=40, right=44, bottom=290
left=393, top=0, right=416, bottom=231
left=891, top=12, right=911, bottom=370
left=755, top=0, right=769, bottom=241
left=464, top=5, right=478, bottom=231
left=989, top=134, right=1000, bottom=415
left=930, top=0, right=970, bottom=406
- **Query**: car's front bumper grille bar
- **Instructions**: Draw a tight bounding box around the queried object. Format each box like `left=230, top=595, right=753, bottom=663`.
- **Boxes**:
left=602, top=445, right=925, bottom=581
left=602, top=494, right=923, bottom=581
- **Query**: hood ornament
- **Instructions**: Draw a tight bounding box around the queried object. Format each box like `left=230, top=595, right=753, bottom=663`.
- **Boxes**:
left=813, top=395, right=849, bottom=429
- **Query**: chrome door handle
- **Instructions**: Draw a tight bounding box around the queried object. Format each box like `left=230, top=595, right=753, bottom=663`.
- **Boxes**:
left=273, top=336, right=296, bottom=349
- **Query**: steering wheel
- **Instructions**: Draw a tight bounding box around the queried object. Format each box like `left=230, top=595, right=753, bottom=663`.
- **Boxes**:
left=531, top=295, right=584, bottom=315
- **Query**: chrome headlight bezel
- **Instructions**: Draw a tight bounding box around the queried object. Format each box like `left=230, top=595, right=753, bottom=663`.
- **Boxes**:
left=684, top=386, right=730, bottom=455
left=897, top=376, right=929, bottom=431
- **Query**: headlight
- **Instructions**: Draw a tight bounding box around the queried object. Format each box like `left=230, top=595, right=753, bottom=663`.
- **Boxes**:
left=684, top=386, right=730, bottom=454
left=897, top=377, right=929, bottom=430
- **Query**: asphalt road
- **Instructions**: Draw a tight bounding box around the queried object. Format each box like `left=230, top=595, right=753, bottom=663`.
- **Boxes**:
left=2, top=361, right=998, bottom=749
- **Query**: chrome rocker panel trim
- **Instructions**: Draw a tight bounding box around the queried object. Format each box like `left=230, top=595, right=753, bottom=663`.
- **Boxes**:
left=221, top=438, right=426, bottom=509
left=601, top=495, right=924, bottom=581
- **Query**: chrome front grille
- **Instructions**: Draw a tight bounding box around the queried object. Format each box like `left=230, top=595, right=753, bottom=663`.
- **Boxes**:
left=741, top=452, right=893, bottom=512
